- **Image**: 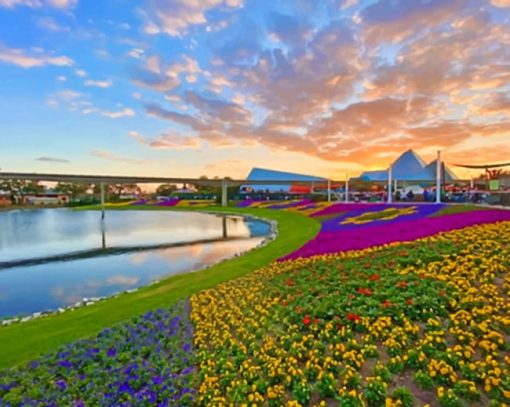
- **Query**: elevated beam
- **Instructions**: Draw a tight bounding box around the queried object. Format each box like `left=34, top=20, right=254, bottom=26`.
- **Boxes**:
left=0, top=172, right=346, bottom=187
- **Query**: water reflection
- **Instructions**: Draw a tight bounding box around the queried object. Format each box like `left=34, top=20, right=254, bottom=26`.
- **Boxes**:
left=0, top=210, right=270, bottom=318
left=0, top=210, right=268, bottom=263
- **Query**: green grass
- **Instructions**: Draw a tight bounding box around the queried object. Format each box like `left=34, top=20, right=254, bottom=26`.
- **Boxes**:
left=0, top=206, right=320, bottom=369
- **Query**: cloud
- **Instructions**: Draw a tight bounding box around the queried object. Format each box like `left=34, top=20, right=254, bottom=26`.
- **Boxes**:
left=0, top=44, right=73, bottom=68
left=490, top=0, right=510, bottom=7
left=91, top=149, right=145, bottom=164
left=144, top=103, right=204, bottom=129
left=36, top=17, right=69, bottom=32
left=0, top=0, right=76, bottom=8
left=128, top=130, right=200, bottom=149
left=75, top=69, right=87, bottom=77
left=35, top=156, right=70, bottom=163
left=106, top=275, right=139, bottom=286
left=340, top=0, right=358, bottom=9
left=101, top=108, right=135, bottom=119
left=85, top=79, right=113, bottom=88
left=131, top=0, right=510, bottom=170
left=140, top=0, right=243, bottom=37
left=128, top=48, right=145, bottom=59
left=183, top=90, right=252, bottom=125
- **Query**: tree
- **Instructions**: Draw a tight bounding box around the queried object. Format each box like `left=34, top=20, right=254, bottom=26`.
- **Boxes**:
left=156, top=183, right=178, bottom=196
left=55, top=182, right=90, bottom=201
left=0, top=179, right=44, bottom=203
left=92, top=183, right=141, bottom=197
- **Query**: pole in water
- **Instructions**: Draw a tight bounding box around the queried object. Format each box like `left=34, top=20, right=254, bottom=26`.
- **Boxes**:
left=222, top=215, right=227, bottom=239
left=100, top=182, right=105, bottom=220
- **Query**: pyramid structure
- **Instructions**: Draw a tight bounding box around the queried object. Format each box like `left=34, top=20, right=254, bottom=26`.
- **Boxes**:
left=360, top=150, right=457, bottom=182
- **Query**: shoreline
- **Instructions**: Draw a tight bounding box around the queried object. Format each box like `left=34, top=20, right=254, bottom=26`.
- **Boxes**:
left=0, top=210, right=278, bottom=327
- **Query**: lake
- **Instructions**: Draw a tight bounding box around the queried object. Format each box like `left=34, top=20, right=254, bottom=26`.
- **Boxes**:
left=0, top=209, right=270, bottom=318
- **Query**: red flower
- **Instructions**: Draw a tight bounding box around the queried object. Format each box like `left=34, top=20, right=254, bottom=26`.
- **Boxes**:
left=303, top=315, right=311, bottom=325
left=285, top=278, right=294, bottom=287
left=281, top=300, right=288, bottom=306
left=357, top=288, right=373, bottom=296
left=368, top=274, right=380, bottom=281
left=406, top=298, right=413, bottom=305
left=382, top=300, right=392, bottom=308
left=364, top=263, right=372, bottom=269
left=314, top=318, right=320, bottom=324
left=398, top=281, right=408, bottom=289
left=347, top=313, right=360, bottom=322
left=296, top=306, right=302, bottom=314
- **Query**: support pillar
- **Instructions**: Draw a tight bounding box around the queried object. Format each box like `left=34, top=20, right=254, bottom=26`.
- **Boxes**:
left=345, top=173, right=349, bottom=203
left=388, top=165, right=393, bottom=204
left=221, top=179, right=228, bottom=207
left=100, top=182, right=105, bottom=220
left=436, top=150, right=441, bottom=203
left=327, top=179, right=331, bottom=202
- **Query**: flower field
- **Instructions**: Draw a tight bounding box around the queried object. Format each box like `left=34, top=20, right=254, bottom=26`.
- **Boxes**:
left=192, top=221, right=510, bottom=406
left=0, top=302, right=196, bottom=406
left=2, top=203, right=510, bottom=406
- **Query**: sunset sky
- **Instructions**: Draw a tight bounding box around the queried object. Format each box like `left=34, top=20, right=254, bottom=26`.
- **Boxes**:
left=0, top=0, right=509, bottom=180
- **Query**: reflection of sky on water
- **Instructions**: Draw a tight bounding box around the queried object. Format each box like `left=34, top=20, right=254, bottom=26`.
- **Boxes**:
left=0, top=238, right=264, bottom=318
left=0, top=209, right=269, bottom=262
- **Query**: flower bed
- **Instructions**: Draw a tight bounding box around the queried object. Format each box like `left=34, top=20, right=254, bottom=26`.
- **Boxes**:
left=284, top=209, right=510, bottom=260
left=0, top=301, right=196, bottom=406
left=191, top=222, right=510, bottom=405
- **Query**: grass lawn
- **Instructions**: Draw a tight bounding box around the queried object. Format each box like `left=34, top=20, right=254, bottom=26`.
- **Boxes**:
left=0, top=205, right=320, bottom=369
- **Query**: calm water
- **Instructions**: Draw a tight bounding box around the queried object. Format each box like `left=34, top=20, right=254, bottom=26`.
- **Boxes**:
left=0, top=209, right=270, bottom=317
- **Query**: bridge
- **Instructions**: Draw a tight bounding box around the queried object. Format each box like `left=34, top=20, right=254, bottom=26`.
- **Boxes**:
left=0, top=171, right=344, bottom=217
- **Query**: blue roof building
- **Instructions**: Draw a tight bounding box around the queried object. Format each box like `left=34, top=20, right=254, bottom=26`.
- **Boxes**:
left=242, top=167, right=326, bottom=193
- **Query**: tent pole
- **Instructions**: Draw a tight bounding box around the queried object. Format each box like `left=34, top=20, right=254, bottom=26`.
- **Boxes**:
left=387, top=166, right=393, bottom=204
left=345, top=173, right=349, bottom=203
left=435, top=150, right=441, bottom=203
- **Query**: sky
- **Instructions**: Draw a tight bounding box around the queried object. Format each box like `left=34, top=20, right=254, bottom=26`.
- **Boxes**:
left=0, top=0, right=509, bottom=181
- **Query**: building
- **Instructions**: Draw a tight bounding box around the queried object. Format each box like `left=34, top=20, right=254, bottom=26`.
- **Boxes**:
left=0, top=191, right=10, bottom=206
left=241, top=167, right=327, bottom=194
left=23, top=191, right=69, bottom=205
left=359, top=150, right=457, bottom=183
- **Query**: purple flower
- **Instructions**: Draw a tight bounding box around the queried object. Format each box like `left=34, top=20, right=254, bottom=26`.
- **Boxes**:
left=281, top=209, right=510, bottom=260
left=58, top=360, right=72, bottom=369
left=106, top=347, right=117, bottom=357
left=151, top=376, right=163, bottom=385
left=56, top=379, right=67, bottom=390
